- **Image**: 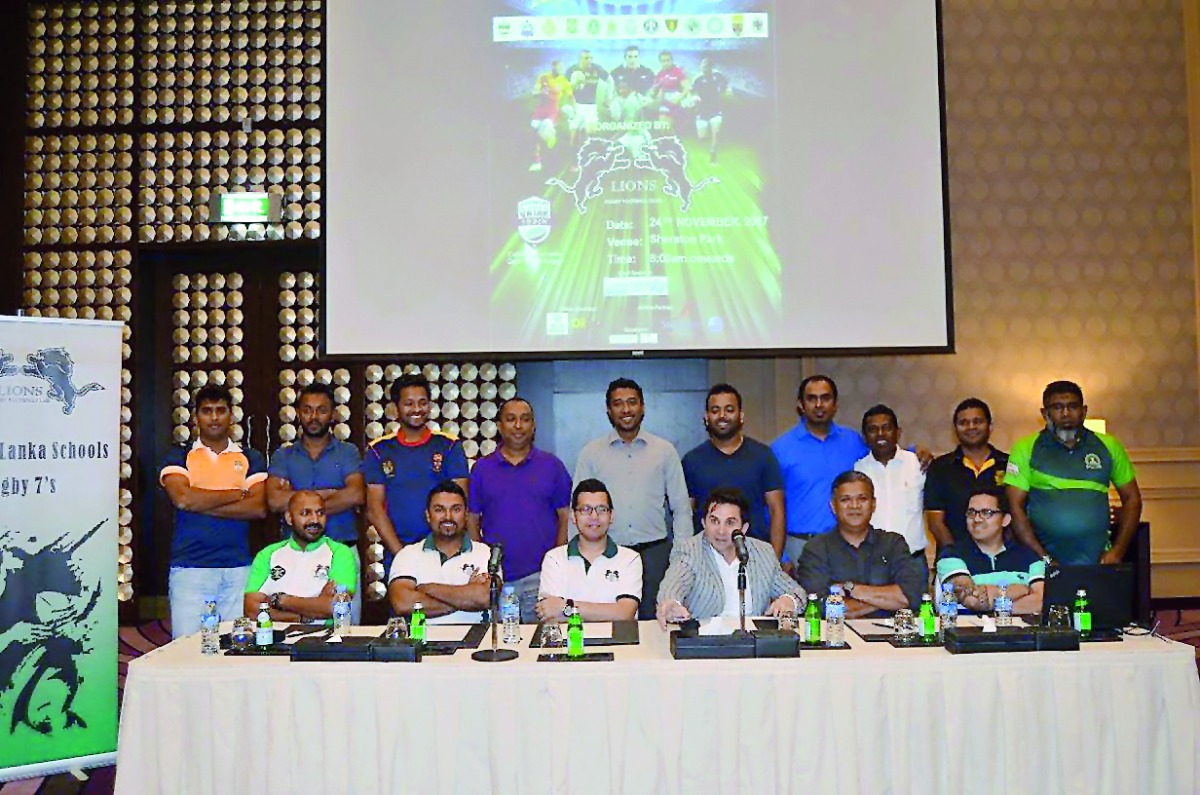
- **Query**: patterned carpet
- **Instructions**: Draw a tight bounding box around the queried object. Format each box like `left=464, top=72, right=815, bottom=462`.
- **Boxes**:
left=3, top=613, right=1199, bottom=793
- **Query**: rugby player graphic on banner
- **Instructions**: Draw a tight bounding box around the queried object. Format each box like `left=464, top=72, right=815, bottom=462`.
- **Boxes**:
left=0, top=316, right=120, bottom=781
left=489, top=0, right=780, bottom=351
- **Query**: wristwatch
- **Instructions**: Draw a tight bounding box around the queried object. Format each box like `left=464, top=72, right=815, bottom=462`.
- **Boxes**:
left=843, top=582, right=856, bottom=597
left=270, top=592, right=283, bottom=610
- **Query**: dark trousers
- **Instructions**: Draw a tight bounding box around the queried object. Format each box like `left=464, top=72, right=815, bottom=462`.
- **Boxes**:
left=631, top=537, right=672, bottom=620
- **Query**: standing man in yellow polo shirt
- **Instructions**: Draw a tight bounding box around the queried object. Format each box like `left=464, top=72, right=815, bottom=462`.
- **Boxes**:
left=160, top=385, right=267, bottom=638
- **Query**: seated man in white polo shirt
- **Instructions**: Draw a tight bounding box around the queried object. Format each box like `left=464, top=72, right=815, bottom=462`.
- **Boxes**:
left=388, top=480, right=493, bottom=623
left=535, top=478, right=642, bottom=622
left=243, top=490, right=358, bottom=624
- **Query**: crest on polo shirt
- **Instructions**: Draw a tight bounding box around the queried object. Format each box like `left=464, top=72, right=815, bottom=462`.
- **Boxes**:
left=605, top=569, right=619, bottom=581
left=381, top=459, right=395, bottom=478
left=270, top=565, right=286, bottom=580
left=462, top=563, right=479, bottom=576
left=314, top=563, right=331, bottom=579
left=1084, top=453, right=1102, bottom=471
left=994, top=470, right=1005, bottom=486
left=431, top=452, right=444, bottom=474
left=234, top=459, right=244, bottom=472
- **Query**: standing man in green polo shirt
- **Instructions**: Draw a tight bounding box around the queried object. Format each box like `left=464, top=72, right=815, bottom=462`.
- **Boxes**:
left=1005, top=380, right=1142, bottom=565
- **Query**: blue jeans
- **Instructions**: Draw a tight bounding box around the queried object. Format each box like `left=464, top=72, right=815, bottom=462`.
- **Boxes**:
left=169, top=566, right=250, bottom=639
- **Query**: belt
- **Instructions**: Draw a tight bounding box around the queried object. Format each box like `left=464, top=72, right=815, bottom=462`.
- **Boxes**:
left=629, top=537, right=670, bottom=553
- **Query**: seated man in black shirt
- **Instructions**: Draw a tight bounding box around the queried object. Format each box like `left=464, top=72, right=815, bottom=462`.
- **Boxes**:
left=796, top=471, right=927, bottom=618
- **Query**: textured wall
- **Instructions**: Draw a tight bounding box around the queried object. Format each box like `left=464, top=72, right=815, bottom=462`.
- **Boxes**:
left=809, top=0, right=1197, bottom=452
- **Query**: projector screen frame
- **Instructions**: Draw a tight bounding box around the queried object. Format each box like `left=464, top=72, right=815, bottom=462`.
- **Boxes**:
left=318, top=1, right=955, bottom=363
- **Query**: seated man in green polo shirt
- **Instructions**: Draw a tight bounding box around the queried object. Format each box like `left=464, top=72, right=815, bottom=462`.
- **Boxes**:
left=244, top=490, right=358, bottom=624
left=936, top=487, right=1045, bottom=615
left=1005, top=380, right=1142, bottom=566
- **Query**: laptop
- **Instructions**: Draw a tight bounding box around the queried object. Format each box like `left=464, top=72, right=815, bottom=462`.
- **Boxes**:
left=1041, top=563, right=1136, bottom=641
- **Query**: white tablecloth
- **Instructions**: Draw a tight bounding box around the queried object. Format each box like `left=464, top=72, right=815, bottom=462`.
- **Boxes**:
left=114, top=622, right=1200, bottom=795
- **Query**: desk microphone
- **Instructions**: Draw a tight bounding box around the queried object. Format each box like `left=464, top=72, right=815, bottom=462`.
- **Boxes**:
left=731, top=531, right=749, bottom=565
left=488, top=542, right=504, bottom=576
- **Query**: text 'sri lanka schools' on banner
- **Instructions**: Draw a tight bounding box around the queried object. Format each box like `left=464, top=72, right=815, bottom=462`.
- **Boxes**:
left=0, top=316, right=121, bottom=781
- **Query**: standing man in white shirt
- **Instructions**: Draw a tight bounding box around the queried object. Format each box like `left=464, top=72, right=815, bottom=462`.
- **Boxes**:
left=853, top=405, right=929, bottom=571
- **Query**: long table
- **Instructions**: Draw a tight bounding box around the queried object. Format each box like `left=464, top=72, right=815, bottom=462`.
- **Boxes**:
left=114, top=622, right=1200, bottom=795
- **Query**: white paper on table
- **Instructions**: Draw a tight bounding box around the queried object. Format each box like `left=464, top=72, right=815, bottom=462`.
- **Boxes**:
left=425, top=625, right=471, bottom=642
left=699, top=616, right=740, bottom=636
left=583, top=622, right=613, bottom=640
left=956, top=615, right=1029, bottom=628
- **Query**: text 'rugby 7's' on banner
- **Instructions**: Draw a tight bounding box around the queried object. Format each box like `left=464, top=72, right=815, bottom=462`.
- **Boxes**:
left=0, top=316, right=121, bottom=781
left=324, top=1, right=952, bottom=358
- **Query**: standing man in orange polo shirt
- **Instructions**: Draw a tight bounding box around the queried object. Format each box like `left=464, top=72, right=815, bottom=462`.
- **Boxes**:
left=160, top=385, right=267, bottom=638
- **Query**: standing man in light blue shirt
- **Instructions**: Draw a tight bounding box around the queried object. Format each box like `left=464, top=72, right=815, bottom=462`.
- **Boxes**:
left=574, top=378, right=692, bottom=619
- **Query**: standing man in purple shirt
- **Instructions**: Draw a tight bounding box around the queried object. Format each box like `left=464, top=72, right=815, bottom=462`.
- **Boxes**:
left=468, top=397, right=572, bottom=622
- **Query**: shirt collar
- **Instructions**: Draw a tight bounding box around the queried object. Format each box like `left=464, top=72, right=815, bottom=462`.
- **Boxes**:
left=606, top=429, right=646, bottom=447
left=954, top=445, right=998, bottom=475
left=397, top=427, right=434, bottom=448
left=286, top=535, right=331, bottom=553
left=835, top=525, right=880, bottom=551
left=192, top=438, right=242, bottom=455
left=495, top=445, right=540, bottom=467
left=1039, top=426, right=1093, bottom=450
left=795, top=420, right=845, bottom=442
left=423, top=533, right=472, bottom=563
left=566, top=535, right=618, bottom=560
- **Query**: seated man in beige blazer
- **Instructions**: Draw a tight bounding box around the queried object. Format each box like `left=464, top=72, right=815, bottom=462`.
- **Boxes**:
left=657, top=486, right=803, bottom=629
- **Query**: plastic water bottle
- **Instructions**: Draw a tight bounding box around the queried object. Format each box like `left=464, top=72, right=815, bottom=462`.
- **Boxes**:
left=918, top=593, right=938, bottom=642
left=938, top=582, right=959, bottom=641
left=566, top=601, right=584, bottom=658
left=825, top=585, right=845, bottom=648
left=255, top=601, right=273, bottom=647
left=1072, top=588, right=1092, bottom=638
left=410, top=601, right=426, bottom=643
left=199, top=596, right=220, bottom=655
left=331, top=584, right=352, bottom=636
left=501, top=584, right=521, bottom=644
left=994, top=584, right=1013, bottom=627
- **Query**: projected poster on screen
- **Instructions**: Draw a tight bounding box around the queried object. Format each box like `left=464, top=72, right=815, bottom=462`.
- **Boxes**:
left=324, top=1, right=951, bottom=358
left=487, top=3, right=779, bottom=350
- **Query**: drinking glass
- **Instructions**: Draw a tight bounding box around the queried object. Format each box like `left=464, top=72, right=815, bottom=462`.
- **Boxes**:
left=893, top=609, right=917, bottom=643
left=777, top=610, right=798, bottom=632
left=230, top=617, right=254, bottom=651
left=1046, top=605, right=1070, bottom=630
left=385, top=617, right=408, bottom=640
left=541, top=622, right=564, bottom=649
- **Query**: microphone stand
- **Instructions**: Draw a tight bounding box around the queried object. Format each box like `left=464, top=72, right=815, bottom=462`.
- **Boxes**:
left=472, top=570, right=517, bottom=662
left=734, top=561, right=750, bottom=637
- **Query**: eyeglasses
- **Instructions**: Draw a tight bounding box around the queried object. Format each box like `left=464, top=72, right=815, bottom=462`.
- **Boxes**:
left=965, top=508, right=1003, bottom=520
left=574, top=505, right=611, bottom=516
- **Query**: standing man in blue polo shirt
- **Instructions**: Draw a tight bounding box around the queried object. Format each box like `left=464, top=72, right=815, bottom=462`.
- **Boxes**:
left=772, top=375, right=933, bottom=566
left=159, top=384, right=267, bottom=638
left=364, top=374, right=469, bottom=558
left=266, top=383, right=365, bottom=621
left=468, top=397, right=572, bottom=622
left=682, top=383, right=786, bottom=558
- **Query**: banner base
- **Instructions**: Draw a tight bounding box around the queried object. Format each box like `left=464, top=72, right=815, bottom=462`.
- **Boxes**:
left=0, top=751, right=116, bottom=783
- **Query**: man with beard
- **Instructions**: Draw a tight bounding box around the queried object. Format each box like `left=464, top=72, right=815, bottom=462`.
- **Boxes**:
left=467, top=397, right=571, bottom=622
left=796, top=472, right=926, bottom=619
left=1005, top=381, right=1142, bottom=565
left=266, top=383, right=365, bottom=620
left=925, top=398, right=1009, bottom=550
left=160, top=384, right=267, bottom=637
left=365, top=374, right=469, bottom=561
left=389, top=481, right=493, bottom=624
left=244, top=491, right=358, bottom=624
left=574, top=378, right=692, bottom=619
left=682, top=384, right=785, bottom=558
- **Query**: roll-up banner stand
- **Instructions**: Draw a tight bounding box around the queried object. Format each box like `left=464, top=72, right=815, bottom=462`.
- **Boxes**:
left=0, top=316, right=121, bottom=781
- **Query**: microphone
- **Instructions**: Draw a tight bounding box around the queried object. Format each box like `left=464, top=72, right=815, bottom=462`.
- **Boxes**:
left=488, top=542, right=504, bottom=575
left=731, top=531, right=749, bottom=565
